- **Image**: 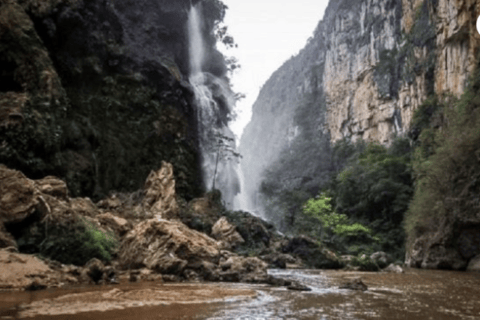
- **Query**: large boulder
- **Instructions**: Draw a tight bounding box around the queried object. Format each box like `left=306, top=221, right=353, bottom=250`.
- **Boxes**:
left=223, top=210, right=275, bottom=254
left=370, top=252, right=392, bottom=268
left=219, top=256, right=268, bottom=283
left=0, top=165, right=40, bottom=225
left=118, top=219, right=220, bottom=275
left=142, top=162, right=179, bottom=219
left=211, top=217, right=244, bottom=250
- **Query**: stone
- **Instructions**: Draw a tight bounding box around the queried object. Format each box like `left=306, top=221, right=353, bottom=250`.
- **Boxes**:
left=0, top=224, right=17, bottom=249
left=84, top=258, right=105, bottom=283
left=287, top=281, right=312, bottom=291
left=34, top=176, right=68, bottom=200
left=383, top=263, right=404, bottom=273
left=211, top=217, right=244, bottom=250
left=467, top=255, right=480, bottom=272
left=142, top=162, right=179, bottom=219
left=0, top=249, right=62, bottom=289
left=97, top=212, right=130, bottom=236
left=118, top=219, right=220, bottom=276
left=260, top=253, right=297, bottom=269
left=370, top=252, right=392, bottom=268
left=219, top=256, right=268, bottom=283
left=339, top=278, right=368, bottom=291
left=0, top=165, right=40, bottom=224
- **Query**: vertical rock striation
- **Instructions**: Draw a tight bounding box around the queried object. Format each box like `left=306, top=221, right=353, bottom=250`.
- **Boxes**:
left=240, top=0, right=480, bottom=229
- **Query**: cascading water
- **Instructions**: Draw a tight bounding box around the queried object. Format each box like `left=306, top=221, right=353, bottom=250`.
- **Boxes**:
left=187, top=4, right=240, bottom=208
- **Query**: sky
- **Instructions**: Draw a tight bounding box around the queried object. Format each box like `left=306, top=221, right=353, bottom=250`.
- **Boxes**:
left=219, top=0, right=330, bottom=138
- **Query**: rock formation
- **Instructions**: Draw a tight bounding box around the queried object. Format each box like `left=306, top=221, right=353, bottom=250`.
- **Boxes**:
left=0, top=0, right=233, bottom=201
left=239, top=0, right=480, bottom=270
left=240, top=0, right=480, bottom=213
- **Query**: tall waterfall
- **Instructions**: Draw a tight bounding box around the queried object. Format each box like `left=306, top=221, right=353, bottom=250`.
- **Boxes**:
left=187, top=4, right=240, bottom=207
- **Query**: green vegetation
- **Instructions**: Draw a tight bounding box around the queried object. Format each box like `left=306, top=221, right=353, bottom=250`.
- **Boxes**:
left=405, top=55, right=480, bottom=248
left=16, top=217, right=118, bottom=266
left=304, top=139, right=412, bottom=259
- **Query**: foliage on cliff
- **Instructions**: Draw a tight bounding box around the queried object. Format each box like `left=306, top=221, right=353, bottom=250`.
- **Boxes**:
left=259, top=130, right=413, bottom=258
left=405, top=56, right=480, bottom=247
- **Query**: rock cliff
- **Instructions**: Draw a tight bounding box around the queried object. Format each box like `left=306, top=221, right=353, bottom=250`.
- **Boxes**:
left=0, top=0, right=231, bottom=200
left=240, top=0, right=480, bottom=218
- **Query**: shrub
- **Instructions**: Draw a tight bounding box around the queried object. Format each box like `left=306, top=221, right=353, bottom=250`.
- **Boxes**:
left=17, top=217, right=118, bottom=266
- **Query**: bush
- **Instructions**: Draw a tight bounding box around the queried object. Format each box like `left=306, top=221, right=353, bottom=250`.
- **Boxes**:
left=17, top=217, right=118, bottom=266
left=406, top=55, right=480, bottom=246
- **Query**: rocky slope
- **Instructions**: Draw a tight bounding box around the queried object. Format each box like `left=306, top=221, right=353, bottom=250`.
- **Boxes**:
left=240, top=0, right=480, bottom=267
left=0, top=0, right=232, bottom=200
left=0, top=162, right=344, bottom=290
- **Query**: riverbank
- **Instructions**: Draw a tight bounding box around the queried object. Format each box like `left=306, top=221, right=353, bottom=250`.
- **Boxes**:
left=1, top=268, right=479, bottom=319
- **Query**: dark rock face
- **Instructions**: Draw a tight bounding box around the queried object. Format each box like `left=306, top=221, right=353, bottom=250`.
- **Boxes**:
left=282, top=235, right=342, bottom=269
left=0, top=0, right=227, bottom=201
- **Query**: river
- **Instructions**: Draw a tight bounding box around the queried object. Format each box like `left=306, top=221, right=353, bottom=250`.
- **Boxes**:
left=1, top=268, right=479, bottom=319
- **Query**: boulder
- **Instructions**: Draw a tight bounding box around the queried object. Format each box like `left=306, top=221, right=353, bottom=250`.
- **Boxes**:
left=97, top=212, right=130, bottom=236
left=219, top=256, right=268, bottom=283
left=223, top=210, right=275, bottom=254
left=383, top=263, right=404, bottom=273
left=0, top=249, right=63, bottom=290
left=211, top=217, right=244, bottom=250
left=467, top=255, right=480, bottom=272
left=118, top=219, right=220, bottom=276
left=142, top=162, right=179, bottom=219
left=34, top=176, right=68, bottom=200
left=260, top=252, right=297, bottom=269
left=339, top=278, right=368, bottom=291
left=370, top=252, right=392, bottom=268
left=84, top=258, right=105, bottom=283
left=0, top=165, right=40, bottom=224
left=287, top=281, right=312, bottom=291
left=0, top=224, right=16, bottom=249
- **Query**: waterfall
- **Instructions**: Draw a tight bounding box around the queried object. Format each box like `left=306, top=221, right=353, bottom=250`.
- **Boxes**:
left=187, top=4, right=240, bottom=208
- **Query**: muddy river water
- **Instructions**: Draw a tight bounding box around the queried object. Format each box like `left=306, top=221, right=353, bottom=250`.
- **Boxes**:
left=1, top=268, right=480, bottom=319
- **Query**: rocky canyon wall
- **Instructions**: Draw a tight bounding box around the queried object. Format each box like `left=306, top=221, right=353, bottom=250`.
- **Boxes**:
left=240, top=0, right=480, bottom=216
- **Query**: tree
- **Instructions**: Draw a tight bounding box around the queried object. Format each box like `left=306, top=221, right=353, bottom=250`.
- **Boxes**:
left=211, top=132, right=241, bottom=190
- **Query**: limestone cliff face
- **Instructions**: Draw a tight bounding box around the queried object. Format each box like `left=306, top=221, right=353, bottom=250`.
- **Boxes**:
left=0, top=0, right=229, bottom=200
left=240, top=0, right=479, bottom=214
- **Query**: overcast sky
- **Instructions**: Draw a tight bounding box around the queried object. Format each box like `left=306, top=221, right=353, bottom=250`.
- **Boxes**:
left=219, top=0, right=330, bottom=138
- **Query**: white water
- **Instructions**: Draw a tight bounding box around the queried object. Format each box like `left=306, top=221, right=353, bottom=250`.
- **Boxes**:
left=187, top=5, right=240, bottom=208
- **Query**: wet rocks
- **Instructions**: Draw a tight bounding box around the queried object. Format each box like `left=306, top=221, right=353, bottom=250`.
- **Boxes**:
left=219, top=256, right=268, bottom=283
left=211, top=217, right=244, bottom=250
left=339, top=278, right=368, bottom=291
left=287, top=281, right=311, bottom=291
